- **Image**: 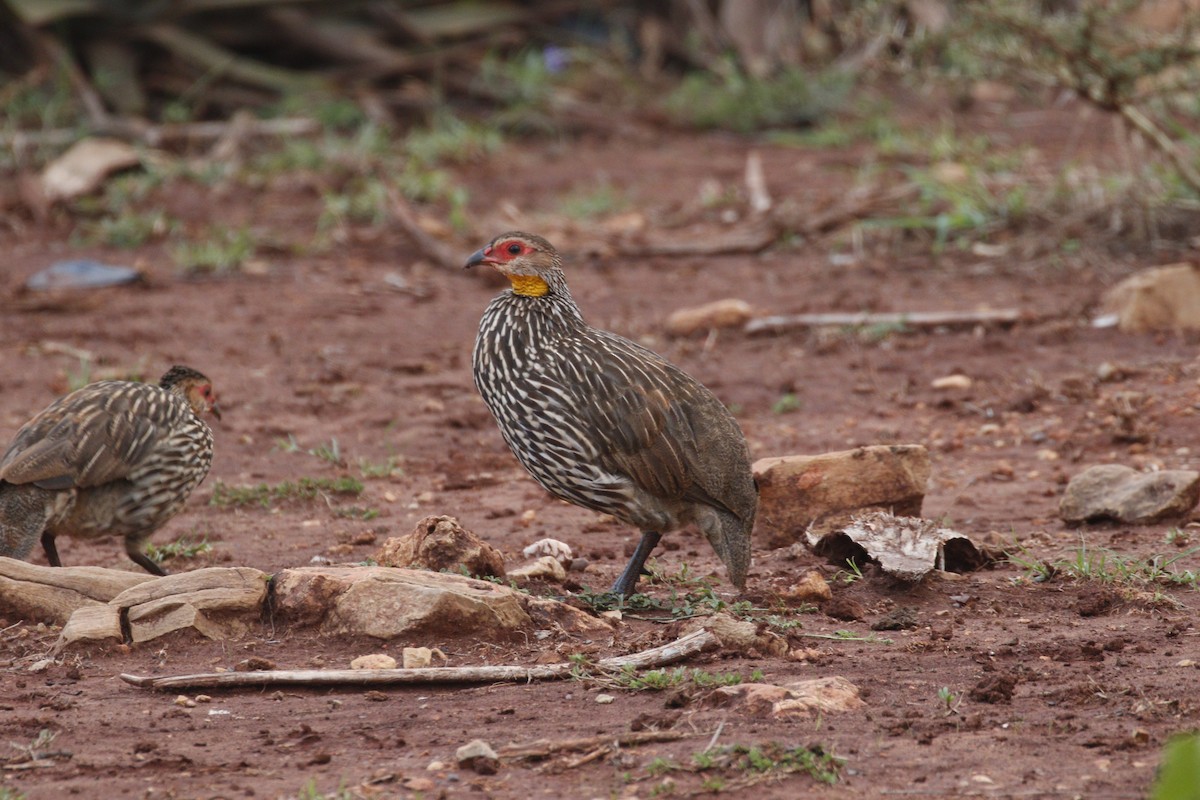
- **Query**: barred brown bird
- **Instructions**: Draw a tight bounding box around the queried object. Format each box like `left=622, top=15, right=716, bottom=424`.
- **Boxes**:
left=0, top=366, right=220, bottom=575
left=468, top=232, right=756, bottom=597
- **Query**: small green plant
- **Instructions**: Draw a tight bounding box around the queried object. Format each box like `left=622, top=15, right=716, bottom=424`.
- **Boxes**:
left=1006, top=545, right=1058, bottom=583
left=296, top=779, right=355, bottom=800
left=833, top=558, right=865, bottom=584
left=646, top=756, right=679, bottom=777
left=1015, top=541, right=1200, bottom=589
left=319, top=177, right=391, bottom=233
left=1165, top=528, right=1191, bottom=547
left=666, top=62, right=851, bottom=133
left=333, top=505, right=379, bottom=521
left=358, top=456, right=402, bottom=479
left=0, top=786, right=29, bottom=800
left=407, top=111, right=502, bottom=167
left=559, top=183, right=629, bottom=219
left=210, top=477, right=364, bottom=508
left=614, top=665, right=759, bottom=692
left=642, top=742, right=842, bottom=790
left=938, top=686, right=963, bottom=716
left=796, top=629, right=893, bottom=644
left=77, top=209, right=177, bottom=248
left=173, top=226, right=256, bottom=273
left=65, top=355, right=94, bottom=392
left=308, top=438, right=344, bottom=467
left=146, top=535, right=213, bottom=565
left=277, top=436, right=347, bottom=467
left=771, top=393, right=802, bottom=414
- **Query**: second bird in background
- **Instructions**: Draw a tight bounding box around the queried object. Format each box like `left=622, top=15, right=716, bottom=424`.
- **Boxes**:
left=467, top=231, right=757, bottom=597
left=0, top=365, right=220, bottom=575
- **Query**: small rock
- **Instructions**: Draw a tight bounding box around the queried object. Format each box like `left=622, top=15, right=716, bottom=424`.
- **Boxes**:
left=931, top=161, right=970, bottom=184
left=508, top=555, right=567, bottom=583
left=709, top=676, right=863, bottom=719
left=1060, top=464, right=1200, bottom=523
left=351, top=654, right=398, bottom=670
left=1098, top=263, right=1200, bottom=332
left=174, top=695, right=196, bottom=708
left=596, top=694, right=615, bottom=704
left=931, top=374, right=972, bottom=391
left=425, top=760, right=446, bottom=771
left=195, top=695, right=212, bottom=704
left=374, top=515, right=505, bottom=578
left=234, top=657, right=277, bottom=672
left=783, top=570, right=832, bottom=603
left=522, top=538, right=573, bottom=566
left=753, top=446, right=930, bottom=549
left=665, top=298, right=755, bottom=337
left=455, top=739, right=500, bottom=775
left=27, top=658, right=54, bottom=673
left=402, top=647, right=440, bottom=669
left=26, top=260, right=142, bottom=291
left=403, top=777, right=435, bottom=791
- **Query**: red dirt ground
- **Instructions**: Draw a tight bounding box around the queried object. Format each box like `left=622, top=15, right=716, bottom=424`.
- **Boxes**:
left=2, top=88, right=1200, bottom=799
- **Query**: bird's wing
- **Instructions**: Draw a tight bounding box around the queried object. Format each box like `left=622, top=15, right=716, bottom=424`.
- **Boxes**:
left=0, top=383, right=171, bottom=489
left=579, top=333, right=727, bottom=507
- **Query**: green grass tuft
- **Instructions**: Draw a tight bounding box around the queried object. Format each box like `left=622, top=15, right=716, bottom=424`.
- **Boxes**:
left=210, top=477, right=364, bottom=508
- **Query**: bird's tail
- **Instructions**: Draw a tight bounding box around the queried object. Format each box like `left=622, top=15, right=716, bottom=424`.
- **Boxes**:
left=0, top=482, right=53, bottom=561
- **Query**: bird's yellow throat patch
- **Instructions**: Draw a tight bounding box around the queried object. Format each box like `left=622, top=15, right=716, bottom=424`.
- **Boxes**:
left=509, top=275, right=549, bottom=297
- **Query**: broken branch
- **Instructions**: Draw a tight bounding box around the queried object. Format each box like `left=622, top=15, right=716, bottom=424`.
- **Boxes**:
left=745, top=308, right=1025, bottom=336
left=498, top=730, right=690, bottom=760
left=120, top=628, right=720, bottom=691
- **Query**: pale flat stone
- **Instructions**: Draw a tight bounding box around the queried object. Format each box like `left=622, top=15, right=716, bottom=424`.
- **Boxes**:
left=1098, top=263, right=1200, bottom=332
left=665, top=298, right=755, bottom=337
left=753, top=446, right=930, bottom=548
left=272, top=566, right=532, bottom=640
left=1060, top=464, right=1200, bottom=523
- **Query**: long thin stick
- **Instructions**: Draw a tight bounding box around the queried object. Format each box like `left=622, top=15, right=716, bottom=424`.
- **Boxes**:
left=745, top=308, right=1024, bottom=336
left=498, top=730, right=689, bottom=760
left=120, top=628, right=720, bottom=691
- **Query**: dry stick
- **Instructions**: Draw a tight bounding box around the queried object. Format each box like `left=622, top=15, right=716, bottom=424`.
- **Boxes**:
left=2, top=117, right=321, bottom=152
left=385, top=185, right=464, bottom=271
left=617, top=182, right=919, bottom=259
left=745, top=308, right=1025, bottom=336
left=498, top=730, right=690, bottom=760
left=119, top=628, right=720, bottom=691
left=1119, top=103, right=1200, bottom=196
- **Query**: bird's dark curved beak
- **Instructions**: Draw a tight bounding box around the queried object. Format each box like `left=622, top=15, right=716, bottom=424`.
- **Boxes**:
left=210, top=401, right=223, bottom=421
left=465, top=247, right=492, bottom=270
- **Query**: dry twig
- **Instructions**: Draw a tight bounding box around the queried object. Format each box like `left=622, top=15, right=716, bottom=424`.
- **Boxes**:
left=746, top=309, right=1025, bottom=336
left=120, top=628, right=720, bottom=691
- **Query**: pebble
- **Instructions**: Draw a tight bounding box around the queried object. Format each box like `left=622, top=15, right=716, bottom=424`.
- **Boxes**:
left=455, top=739, right=500, bottom=775
left=931, top=374, right=973, bottom=390
left=596, top=694, right=615, bottom=704
left=351, top=653, right=397, bottom=670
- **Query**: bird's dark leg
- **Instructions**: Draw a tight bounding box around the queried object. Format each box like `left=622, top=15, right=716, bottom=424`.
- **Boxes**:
left=126, top=535, right=167, bottom=577
left=40, top=531, right=62, bottom=567
left=611, top=531, right=662, bottom=598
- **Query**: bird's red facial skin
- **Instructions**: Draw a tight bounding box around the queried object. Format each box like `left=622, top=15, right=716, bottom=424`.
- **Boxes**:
left=492, top=240, right=531, bottom=262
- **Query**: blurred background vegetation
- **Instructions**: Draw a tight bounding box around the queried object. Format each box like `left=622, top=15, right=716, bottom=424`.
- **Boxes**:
left=3, top=0, right=1200, bottom=266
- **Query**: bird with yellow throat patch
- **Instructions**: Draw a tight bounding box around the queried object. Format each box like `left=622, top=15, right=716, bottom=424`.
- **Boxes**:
left=467, top=231, right=757, bottom=597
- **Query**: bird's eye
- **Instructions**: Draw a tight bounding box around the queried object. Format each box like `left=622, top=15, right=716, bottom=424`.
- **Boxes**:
left=507, top=243, right=522, bottom=255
